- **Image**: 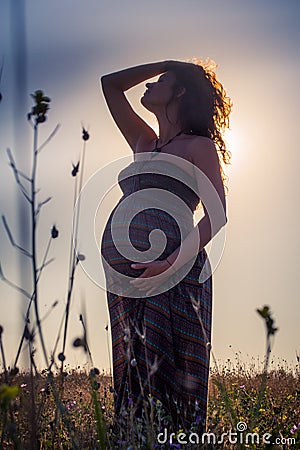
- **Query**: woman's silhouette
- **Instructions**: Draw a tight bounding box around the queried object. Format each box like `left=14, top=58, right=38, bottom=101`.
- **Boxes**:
left=100, top=59, right=231, bottom=432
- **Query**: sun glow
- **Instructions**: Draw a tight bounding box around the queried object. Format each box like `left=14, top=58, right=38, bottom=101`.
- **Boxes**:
left=224, top=126, right=242, bottom=166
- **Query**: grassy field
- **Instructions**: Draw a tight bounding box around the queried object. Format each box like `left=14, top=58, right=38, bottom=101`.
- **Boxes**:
left=0, top=361, right=299, bottom=449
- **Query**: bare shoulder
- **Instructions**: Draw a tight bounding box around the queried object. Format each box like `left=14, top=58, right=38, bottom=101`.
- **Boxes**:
left=187, top=135, right=217, bottom=156
left=187, top=135, right=219, bottom=167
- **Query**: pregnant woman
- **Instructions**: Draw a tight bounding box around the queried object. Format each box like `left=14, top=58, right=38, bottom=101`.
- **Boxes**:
left=100, top=60, right=231, bottom=432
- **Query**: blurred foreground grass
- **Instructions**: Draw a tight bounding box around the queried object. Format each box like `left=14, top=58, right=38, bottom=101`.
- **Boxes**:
left=1, top=362, right=299, bottom=449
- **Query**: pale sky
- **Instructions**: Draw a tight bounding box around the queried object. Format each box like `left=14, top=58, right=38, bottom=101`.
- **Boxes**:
left=0, top=0, right=299, bottom=372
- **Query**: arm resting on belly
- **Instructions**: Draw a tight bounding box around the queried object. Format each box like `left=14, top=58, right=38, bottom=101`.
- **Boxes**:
left=165, top=214, right=226, bottom=272
left=129, top=213, right=226, bottom=291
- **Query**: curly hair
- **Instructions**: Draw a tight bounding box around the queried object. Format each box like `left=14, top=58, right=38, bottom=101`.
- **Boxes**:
left=167, top=59, right=232, bottom=188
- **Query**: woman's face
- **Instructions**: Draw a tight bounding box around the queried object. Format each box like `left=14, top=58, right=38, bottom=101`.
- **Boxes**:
left=141, top=71, right=177, bottom=112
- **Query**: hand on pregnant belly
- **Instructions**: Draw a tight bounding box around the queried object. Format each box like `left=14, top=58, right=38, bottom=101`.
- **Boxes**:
left=130, top=259, right=173, bottom=296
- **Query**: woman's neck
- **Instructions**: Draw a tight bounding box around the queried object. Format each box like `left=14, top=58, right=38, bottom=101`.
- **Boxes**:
left=157, top=118, right=182, bottom=146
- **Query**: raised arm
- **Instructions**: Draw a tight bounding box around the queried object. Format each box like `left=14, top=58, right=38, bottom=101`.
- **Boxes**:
left=101, top=61, right=171, bottom=152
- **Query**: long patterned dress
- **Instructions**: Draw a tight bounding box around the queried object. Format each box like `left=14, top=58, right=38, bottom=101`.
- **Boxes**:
left=101, top=151, right=212, bottom=430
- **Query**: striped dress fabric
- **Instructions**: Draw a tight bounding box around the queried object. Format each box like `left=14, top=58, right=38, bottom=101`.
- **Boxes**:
left=100, top=154, right=212, bottom=430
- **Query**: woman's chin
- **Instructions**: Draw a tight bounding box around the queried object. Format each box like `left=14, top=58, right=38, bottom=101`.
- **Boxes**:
left=140, top=95, right=148, bottom=107
left=140, top=95, right=154, bottom=112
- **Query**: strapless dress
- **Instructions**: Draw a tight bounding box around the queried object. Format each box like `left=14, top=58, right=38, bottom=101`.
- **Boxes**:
left=100, top=156, right=212, bottom=429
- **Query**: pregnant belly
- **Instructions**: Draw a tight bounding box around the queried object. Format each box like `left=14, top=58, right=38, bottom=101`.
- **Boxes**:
left=101, top=207, right=191, bottom=278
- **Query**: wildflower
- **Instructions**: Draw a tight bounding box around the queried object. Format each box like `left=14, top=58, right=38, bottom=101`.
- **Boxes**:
left=239, top=385, right=245, bottom=389
left=134, top=324, right=146, bottom=341
left=256, top=306, right=278, bottom=336
left=128, top=397, right=133, bottom=406
left=82, top=127, right=90, bottom=141
left=71, top=162, right=79, bottom=177
left=20, top=384, right=27, bottom=388
left=90, top=367, right=100, bottom=376
left=66, top=400, right=77, bottom=411
left=147, top=355, right=159, bottom=377
left=24, top=325, right=34, bottom=342
left=192, top=300, right=199, bottom=312
left=291, top=423, right=300, bottom=434
left=51, top=225, right=59, bottom=239
left=73, top=337, right=83, bottom=348
left=58, top=352, right=65, bottom=362
left=130, top=358, right=137, bottom=367
left=27, top=90, right=51, bottom=124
